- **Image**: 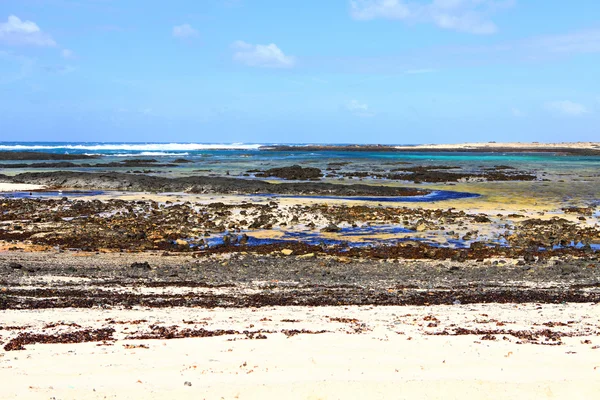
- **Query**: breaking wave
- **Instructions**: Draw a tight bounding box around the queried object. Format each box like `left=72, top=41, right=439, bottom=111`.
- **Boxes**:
left=0, top=143, right=263, bottom=151
left=108, top=152, right=191, bottom=157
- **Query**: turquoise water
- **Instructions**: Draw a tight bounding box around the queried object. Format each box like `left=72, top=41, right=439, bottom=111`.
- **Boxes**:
left=1, top=142, right=599, bottom=178
left=253, top=191, right=480, bottom=202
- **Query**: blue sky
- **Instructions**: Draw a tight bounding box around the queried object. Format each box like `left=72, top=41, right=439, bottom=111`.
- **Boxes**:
left=1, top=0, right=599, bottom=144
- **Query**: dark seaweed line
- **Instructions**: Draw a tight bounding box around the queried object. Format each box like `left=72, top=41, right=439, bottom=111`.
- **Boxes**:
left=1, top=287, right=598, bottom=310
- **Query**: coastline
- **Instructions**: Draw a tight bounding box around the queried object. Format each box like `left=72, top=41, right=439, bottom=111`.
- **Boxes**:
left=3, top=142, right=600, bottom=156
left=1, top=143, right=599, bottom=399
left=260, top=142, right=600, bottom=155
left=2, top=250, right=599, bottom=398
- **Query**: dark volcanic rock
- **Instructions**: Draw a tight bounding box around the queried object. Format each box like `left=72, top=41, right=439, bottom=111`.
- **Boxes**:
left=0, top=162, right=82, bottom=169
left=256, top=165, right=323, bottom=180
left=130, top=262, right=151, bottom=270
left=5, top=171, right=427, bottom=197
left=0, top=160, right=175, bottom=169
left=0, top=151, right=99, bottom=161
left=2, top=251, right=600, bottom=310
left=118, top=159, right=158, bottom=166
left=337, top=165, right=537, bottom=183
left=321, top=224, right=341, bottom=232
left=8, top=262, right=24, bottom=270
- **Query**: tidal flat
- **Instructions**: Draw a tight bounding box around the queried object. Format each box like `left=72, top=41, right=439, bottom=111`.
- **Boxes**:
left=1, top=144, right=599, bottom=398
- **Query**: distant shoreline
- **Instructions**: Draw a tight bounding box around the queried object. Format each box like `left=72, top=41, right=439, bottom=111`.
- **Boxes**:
left=1, top=142, right=599, bottom=155
left=261, top=142, right=600, bottom=155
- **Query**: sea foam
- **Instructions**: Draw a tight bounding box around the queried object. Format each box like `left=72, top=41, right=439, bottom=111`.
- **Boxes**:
left=0, top=143, right=263, bottom=151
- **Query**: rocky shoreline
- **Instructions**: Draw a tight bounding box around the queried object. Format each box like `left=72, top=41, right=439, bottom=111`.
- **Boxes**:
left=2, top=171, right=430, bottom=196
left=1, top=251, right=599, bottom=311
left=1, top=159, right=543, bottom=184
left=1, top=150, right=598, bottom=310
left=0, top=151, right=99, bottom=161
left=260, top=144, right=600, bottom=155
left=1, top=148, right=599, bottom=399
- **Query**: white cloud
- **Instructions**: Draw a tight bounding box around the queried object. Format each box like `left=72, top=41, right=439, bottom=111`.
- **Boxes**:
left=61, top=49, right=75, bottom=59
left=350, top=0, right=411, bottom=20
left=172, top=23, right=199, bottom=39
left=0, top=15, right=56, bottom=46
left=232, top=41, right=295, bottom=68
left=546, top=101, right=590, bottom=117
left=349, top=0, right=512, bottom=34
left=346, top=99, right=375, bottom=117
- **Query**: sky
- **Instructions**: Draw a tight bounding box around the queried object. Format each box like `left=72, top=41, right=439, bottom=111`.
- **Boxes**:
left=1, top=0, right=599, bottom=144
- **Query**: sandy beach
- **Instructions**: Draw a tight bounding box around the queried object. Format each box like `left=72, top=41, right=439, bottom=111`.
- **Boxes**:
left=0, top=183, right=46, bottom=192
left=1, top=304, right=599, bottom=399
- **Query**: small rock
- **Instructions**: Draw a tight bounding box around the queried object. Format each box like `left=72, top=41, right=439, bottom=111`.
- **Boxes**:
left=281, top=249, right=294, bottom=256
left=8, top=262, right=23, bottom=270
left=321, top=224, right=341, bottom=233
left=184, top=381, right=192, bottom=387
left=415, top=223, right=427, bottom=232
left=523, top=252, right=536, bottom=263
left=130, top=262, right=151, bottom=270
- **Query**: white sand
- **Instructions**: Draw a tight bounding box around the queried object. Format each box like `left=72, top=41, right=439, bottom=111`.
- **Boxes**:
left=1, top=304, right=599, bottom=399
left=0, top=183, right=46, bottom=192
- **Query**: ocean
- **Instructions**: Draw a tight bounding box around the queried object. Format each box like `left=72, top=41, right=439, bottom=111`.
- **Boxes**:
left=1, top=142, right=598, bottom=178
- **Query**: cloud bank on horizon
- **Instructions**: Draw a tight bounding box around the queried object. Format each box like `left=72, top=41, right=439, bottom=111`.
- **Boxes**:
left=0, top=0, right=598, bottom=144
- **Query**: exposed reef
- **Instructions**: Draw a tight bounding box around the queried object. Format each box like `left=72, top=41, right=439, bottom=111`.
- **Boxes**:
left=2, top=171, right=427, bottom=196
left=0, top=151, right=100, bottom=161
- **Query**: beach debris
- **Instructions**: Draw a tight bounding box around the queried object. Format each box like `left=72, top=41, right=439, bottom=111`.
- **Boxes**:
left=4, top=328, right=115, bottom=351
